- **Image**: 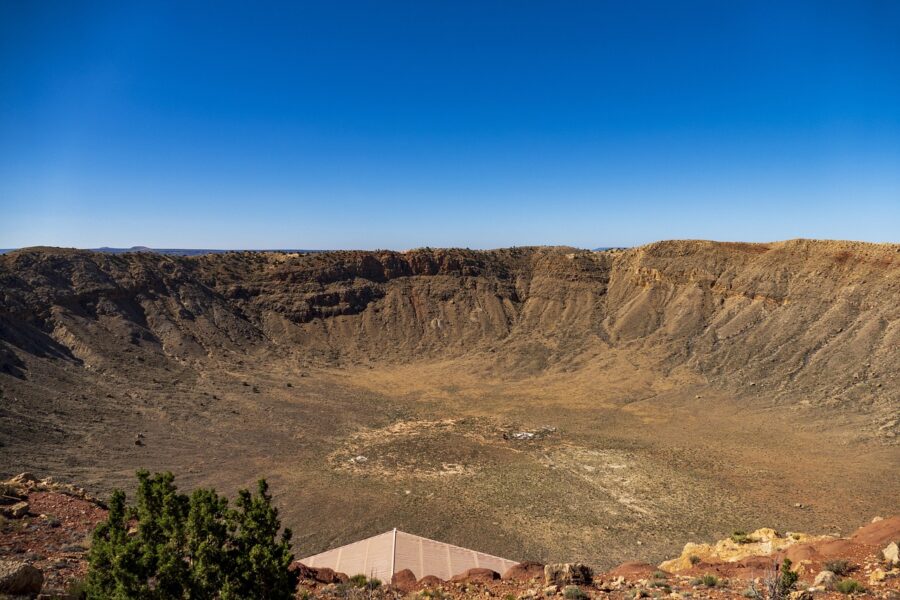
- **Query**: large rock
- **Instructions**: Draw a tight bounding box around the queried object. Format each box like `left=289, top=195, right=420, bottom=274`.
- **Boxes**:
left=0, top=560, right=44, bottom=595
left=391, top=568, right=418, bottom=592
left=288, top=562, right=317, bottom=580
left=659, top=528, right=825, bottom=572
left=290, top=565, right=349, bottom=584
left=813, top=570, right=836, bottom=589
left=0, top=501, right=29, bottom=519
left=449, top=567, right=501, bottom=583
left=544, top=563, right=592, bottom=586
left=503, top=561, right=545, bottom=581
left=883, top=542, right=899, bottom=568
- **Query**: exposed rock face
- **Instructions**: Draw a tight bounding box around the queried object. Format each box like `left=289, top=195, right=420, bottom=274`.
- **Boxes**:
left=544, top=563, right=592, bottom=586
left=1, top=241, right=897, bottom=435
left=0, top=560, right=44, bottom=595
left=659, top=528, right=828, bottom=572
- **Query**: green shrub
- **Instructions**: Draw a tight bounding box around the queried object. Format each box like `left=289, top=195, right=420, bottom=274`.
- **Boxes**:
left=84, top=470, right=297, bottom=599
left=66, top=579, right=88, bottom=599
left=563, top=586, right=588, bottom=600
left=731, top=530, right=755, bottom=544
left=694, top=574, right=719, bottom=587
left=688, top=555, right=701, bottom=566
left=835, top=579, right=865, bottom=594
left=777, top=558, right=799, bottom=597
left=824, top=559, right=852, bottom=576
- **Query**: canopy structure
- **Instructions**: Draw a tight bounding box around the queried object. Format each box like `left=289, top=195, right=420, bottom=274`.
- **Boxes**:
left=299, top=529, right=518, bottom=583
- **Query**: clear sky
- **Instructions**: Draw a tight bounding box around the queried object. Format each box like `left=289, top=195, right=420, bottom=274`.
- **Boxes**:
left=1, top=1, right=898, bottom=249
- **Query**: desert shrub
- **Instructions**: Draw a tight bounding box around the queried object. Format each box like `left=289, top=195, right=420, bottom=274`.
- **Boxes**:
left=755, top=558, right=798, bottom=600
left=777, top=558, right=798, bottom=596
left=349, top=574, right=381, bottom=590
left=66, top=578, right=88, bottom=599
left=563, top=585, right=588, bottom=600
left=731, top=530, right=755, bottom=544
left=693, top=574, right=719, bottom=587
left=824, top=559, right=852, bottom=576
left=84, top=470, right=297, bottom=599
left=688, top=555, right=701, bottom=566
left=835, top=579, right=865, bottom=594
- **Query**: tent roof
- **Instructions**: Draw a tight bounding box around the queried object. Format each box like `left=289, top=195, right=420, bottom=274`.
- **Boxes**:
left=300, top=529, right=518, bottom=583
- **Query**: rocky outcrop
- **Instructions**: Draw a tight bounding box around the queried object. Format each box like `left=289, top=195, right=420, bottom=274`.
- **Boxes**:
left=544, top=563, right=592, bottom=586
left=659, top=528, right=828, bottom=572
left=0, top=560, right=44, bottom=595
left=0, top=501, right=28, bottom=519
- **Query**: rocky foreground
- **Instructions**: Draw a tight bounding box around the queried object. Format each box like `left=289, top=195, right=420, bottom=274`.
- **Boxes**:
left=1, top=475, right=897, bottom=599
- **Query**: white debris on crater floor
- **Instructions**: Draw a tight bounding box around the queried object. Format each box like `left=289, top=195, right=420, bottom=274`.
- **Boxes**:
left=505, top=426, right=557, bottom=441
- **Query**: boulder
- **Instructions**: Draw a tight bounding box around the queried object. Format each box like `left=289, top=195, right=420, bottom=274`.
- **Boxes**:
left=503, top=561, right=546, bottom=581
left=544, top=563, right=592, bottom=586
left=288, top=562, right=317, bottom=580
left=813, top=570, right=836, bottom=589
left=391, top=568, right=418, bottom=592
left=883, top=541, right=899, bottom=568
left=299, top=566, right=348, bottom=584
left=449, top=567, right=501, bottom=583
left=417, top=575, right=444, bottom=588
left=0, top=501, right=29, bottom=519
left=0, top=560, right=44, bottom=595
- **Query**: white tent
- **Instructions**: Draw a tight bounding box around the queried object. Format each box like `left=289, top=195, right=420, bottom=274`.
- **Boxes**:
left=299, top=529, right=518, bottom=583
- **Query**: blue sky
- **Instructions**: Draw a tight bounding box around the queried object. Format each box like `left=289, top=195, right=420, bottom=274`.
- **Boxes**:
left=1, top=1, right=898, bottom=249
